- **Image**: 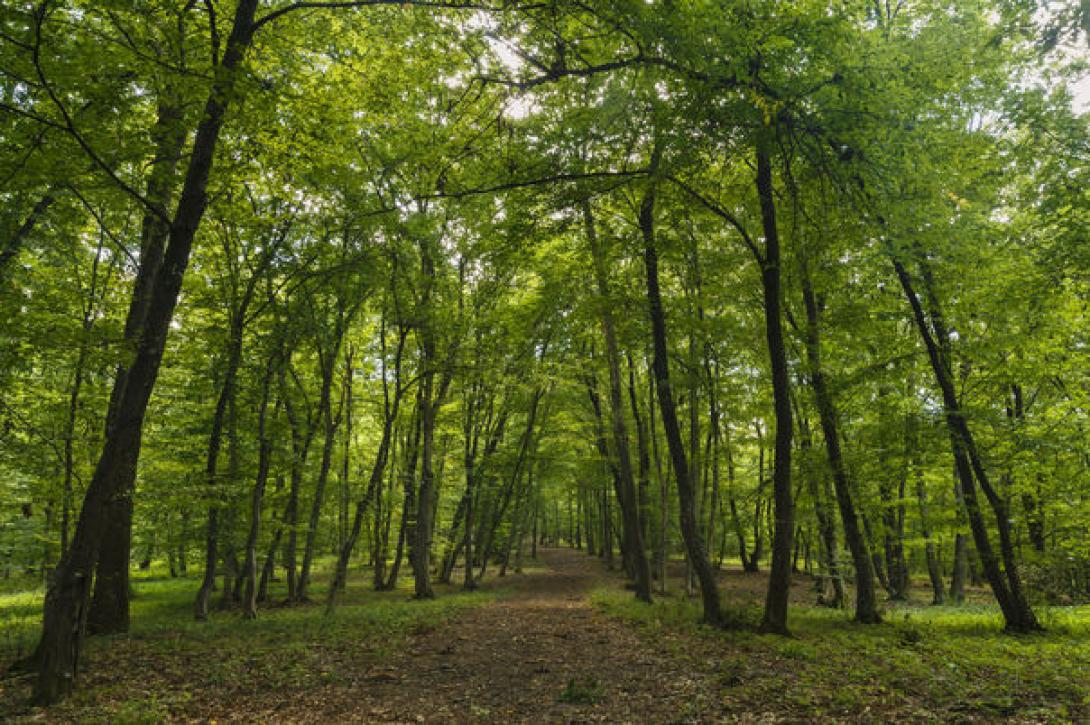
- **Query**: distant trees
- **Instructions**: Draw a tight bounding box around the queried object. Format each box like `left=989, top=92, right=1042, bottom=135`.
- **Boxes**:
left=1, top=0, right=1087, bottom=706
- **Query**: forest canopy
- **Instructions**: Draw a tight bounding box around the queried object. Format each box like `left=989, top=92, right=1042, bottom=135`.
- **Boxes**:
left=1, top=0, right=1089, bottom=718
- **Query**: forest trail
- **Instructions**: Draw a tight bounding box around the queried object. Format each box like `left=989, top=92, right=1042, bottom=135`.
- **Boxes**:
left=259, top=549, right=718, bottom=723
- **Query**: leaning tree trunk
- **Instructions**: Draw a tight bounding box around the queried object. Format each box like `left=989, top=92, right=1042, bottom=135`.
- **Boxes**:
left=0, top=193, right=55, bottom=286
left=33, top=2, right=260, bottom=703
left=799, top=261, right=881, bottom=623
left=638, top=155, right=722, bottom=626
left=86, top=93, right=186, bottom=637
left=890, top=252, right=1040, bottom=632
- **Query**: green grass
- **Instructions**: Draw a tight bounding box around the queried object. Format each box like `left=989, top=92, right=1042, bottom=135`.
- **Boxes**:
left=592, top=588, right=1090, bottom=721
left=1, top=559, right=499, bottom=721
left=558, top=676, right=603, bottom=705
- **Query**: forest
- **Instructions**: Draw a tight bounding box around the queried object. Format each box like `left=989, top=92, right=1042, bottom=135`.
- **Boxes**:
left=1, top=0, right=1089, bottom=721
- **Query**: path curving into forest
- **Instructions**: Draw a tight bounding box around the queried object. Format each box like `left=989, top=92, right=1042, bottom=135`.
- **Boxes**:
left=260, top=548, right=719, bottom=723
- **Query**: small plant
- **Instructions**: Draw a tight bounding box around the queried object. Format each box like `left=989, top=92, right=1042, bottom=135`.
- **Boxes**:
left=778, top=640, right=817, bottom=661
left=559, top=677, right=603, bottom=705
left=895, top=614, right=925, bottom=646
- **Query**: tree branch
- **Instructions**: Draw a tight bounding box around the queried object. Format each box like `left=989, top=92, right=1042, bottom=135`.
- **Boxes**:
left=664, top=174, right=764, bottom=264
left=253, top=0, right=530, bottom=33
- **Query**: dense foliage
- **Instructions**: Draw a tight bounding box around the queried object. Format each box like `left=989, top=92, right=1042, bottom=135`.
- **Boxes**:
left=1, top=0, right=1087, bottom=707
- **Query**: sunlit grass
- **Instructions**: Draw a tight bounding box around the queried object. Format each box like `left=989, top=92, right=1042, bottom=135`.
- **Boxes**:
left=592, top=587, right=1090, bottom=720
left=1, top=557, right=499, bottom=720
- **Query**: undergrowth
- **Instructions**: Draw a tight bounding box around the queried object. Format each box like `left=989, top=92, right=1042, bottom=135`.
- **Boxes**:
left=592, top=587, right=1090, bottom=721
left=1, top=558, right=498, bottom=721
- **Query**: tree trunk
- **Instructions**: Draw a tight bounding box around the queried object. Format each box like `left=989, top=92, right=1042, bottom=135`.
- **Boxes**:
left=915, top=452, right=945, bottom=605
left=242, top=354, right=278, bottom=618
left=754, top=147, right=794, bottom=635
left=386, top=406, right=422, bottom=591
left=194, top=319, right=247, bottom=620
left=298, top=310, right=350, bottom=600
left=638, top=154, right=722, bottom=626
left=799, top=261, right=880, bottom=623
left=583, top=199, right=652, bottom=598
left=0, top=193, right=55, bottom=285
left=33, top=3, right=259, bottom=702
left=86, top=92, right=186, bottom=637
left=326, top=323, right=407, bottom=612
left=890, top=252, right=1040, bottom=632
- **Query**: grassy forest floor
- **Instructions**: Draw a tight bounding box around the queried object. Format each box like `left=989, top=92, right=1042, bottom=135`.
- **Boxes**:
left=1, top=549, right=1089, bottom=722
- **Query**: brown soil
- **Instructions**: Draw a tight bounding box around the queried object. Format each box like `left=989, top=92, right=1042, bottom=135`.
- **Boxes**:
left=2, top=549, right=998, bottom=723
left=257, top=548, right=723, bottom=723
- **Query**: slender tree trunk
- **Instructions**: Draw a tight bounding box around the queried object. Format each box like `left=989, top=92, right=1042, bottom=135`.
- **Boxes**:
left=799, top=261, right=880, bottom=623
left=584, top=203, right=653, bottom=597
left=627, top=355, right=652, bottom=557
left=478, top=391, right=544, bottom=580
left=281, top=364, right=312, bottom=601
left=725, top=425, right=749, bottom=572
left=242, top=355, right=278, bottom=618
left=33, top=5, right=260, bottom=701
left=62, top=240, right=110, bottom=561
left=0, top=193, right=55, bottom=285
left=950, top=532, right=968, bottom=604
left=754, top=147, right=794, bottom=635
left=195, top=318, right=248, bottom=619
left=326, top=324, right=407, bottom=612
left=639, top=155, right=722, bottom=625
left=915, top=450, right=945, bottom=605
left=649, top=369, right=669, bottom=592
left=890, top=252, right=1040, bottom=632
left=387, top=406, right=422, bottom=591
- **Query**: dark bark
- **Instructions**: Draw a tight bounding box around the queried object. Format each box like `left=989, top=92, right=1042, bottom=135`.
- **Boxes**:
left=0, top=193, right=55, bottom=285
left=411, top=234, right=455, bottom=600
left=627, top=353, right=652, bottom=557
left=754, top=148, right=794, bottom=635
left=583, top=200, right=652, bottom=601
left=649, top=367, right=669, bottom=592
left=890, top=252, right=1040, bottom=632
left=326, top=321, right=408, bottom=612
left=86, top=92, right=186, bottom=637
left=638, top=156, right=722, bottom=626
left=33, top=3, right=260, bottom=702
left=799, top=261, right=880, bottom=623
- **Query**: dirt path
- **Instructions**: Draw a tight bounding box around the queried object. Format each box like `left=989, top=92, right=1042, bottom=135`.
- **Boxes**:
left=262, top=549, right=720, bottom=723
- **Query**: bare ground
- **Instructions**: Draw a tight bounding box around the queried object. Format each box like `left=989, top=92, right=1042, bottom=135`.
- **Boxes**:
left=2, top=549, right=1013, bottom=723
left=258, top=548, right=727, bottom=723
